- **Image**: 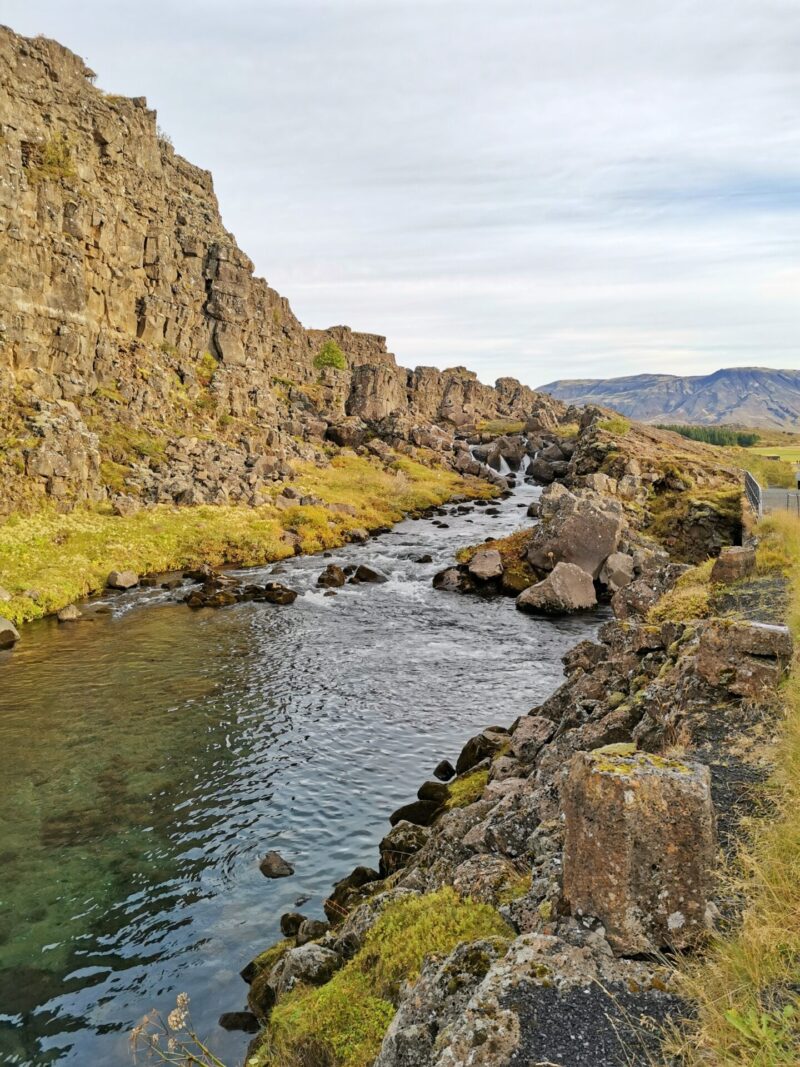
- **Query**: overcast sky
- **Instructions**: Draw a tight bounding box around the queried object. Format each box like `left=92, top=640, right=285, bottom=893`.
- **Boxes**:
left=6, top=1, right=800, bottom=386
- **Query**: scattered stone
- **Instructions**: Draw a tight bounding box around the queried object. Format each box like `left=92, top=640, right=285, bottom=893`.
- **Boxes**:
left=417, top=780, right=451, bottom=804
left=598, top=551, right=635, bottom=592
left=433, top=758, right=456, bottom=781
left=562, top=747, right=716, bottom=954
left=56, top=604, right=82, bottom=622
left=296, top=918, right=330, bottom=945
left=516, top=562, right=597, bottom=615
left=711, top=545, right=757, bottom=585
left=415, top=554, right=433, bottom=564
left=317, top=563, right=346, bottom=588
left=259, top=851, right=294, bottom=879
left=106, top=569, right=139, bottom=590
left=279, top=912, right=306, bottom=937
left=0, top=618, right=21, bottom=650
left=351, top=564, right=388, bottom=584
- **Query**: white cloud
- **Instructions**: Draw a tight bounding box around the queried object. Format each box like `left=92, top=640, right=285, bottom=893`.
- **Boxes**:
left=5, top=0, right=800, bottom=385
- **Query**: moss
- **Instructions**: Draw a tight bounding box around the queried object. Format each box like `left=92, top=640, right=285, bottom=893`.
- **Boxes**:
left=538, top=900, right=553, bottom=921
left=445, top=769, right=489, bottom=810
left=497, top=870, right=532, bottom=904
left=649, top=559, right=715, bottom=623
left=588, top=746, right=692, bottom=776
left=456, top=528, right=536, bottom=591
left=255, top=887, right=511, bottom=1067
left=252, top=939, right=293, bottom=978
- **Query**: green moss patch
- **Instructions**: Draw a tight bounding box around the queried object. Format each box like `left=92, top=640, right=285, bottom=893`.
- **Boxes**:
left=445, top=769, right=489, bottom=809
left=254, top=887, right=511, bottom=1067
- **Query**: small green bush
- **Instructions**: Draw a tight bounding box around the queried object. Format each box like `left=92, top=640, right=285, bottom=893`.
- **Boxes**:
left=314, top=340, right=347, bottom=371
left=24, top=134, right=75, bottom=184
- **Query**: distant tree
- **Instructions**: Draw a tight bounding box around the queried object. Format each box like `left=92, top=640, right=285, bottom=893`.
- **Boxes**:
left=657, top=424, right=760, bottom=448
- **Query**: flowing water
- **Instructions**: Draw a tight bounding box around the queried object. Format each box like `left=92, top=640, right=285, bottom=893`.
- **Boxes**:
left=0, top=482, right=606, bottom=1066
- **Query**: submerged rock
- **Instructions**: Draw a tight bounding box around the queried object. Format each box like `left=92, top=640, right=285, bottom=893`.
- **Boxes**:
left=259, top=851, right=294, bottom=879
left=350, top=564, right=388, bottom=584
left=56, top=604, right=82, bottom=622
left=317, top=563, right=346, bottom=588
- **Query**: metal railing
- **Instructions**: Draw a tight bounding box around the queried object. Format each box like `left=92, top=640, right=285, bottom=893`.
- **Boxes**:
left=744, top=471, right=762, bottom=519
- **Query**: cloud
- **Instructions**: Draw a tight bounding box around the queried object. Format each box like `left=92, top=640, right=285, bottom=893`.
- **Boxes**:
left=5, top=0, right=800, bottom=385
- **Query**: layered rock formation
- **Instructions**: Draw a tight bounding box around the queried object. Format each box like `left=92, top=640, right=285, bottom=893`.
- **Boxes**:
left=0, top=26, right=560, bottom=517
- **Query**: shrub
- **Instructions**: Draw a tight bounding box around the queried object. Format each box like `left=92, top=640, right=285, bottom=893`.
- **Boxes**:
left=196, top=352, right=219, bottom=387
left=314, top=340, right=347, bottom=371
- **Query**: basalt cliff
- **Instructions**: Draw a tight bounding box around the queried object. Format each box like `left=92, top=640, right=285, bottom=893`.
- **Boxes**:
left=0, top=25, right=558, bottom=519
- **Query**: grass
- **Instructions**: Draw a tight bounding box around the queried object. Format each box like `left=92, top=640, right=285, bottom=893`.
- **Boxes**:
left=597, top=415, right=631, bottom=435
left=475, top=418, right=525, bottom=437
left=649, top=559, right=714, bottom=623
left=725, top=447, right=796, bottom=490
left=748, top=447, right=800, bottom=464
left=251, top=887, right=511, bottom=1067
left=674, top=511, right=800, bottom=1065
left=0, top=453, right=493, bottom=625
left=23, top=133, right=75, bottom=184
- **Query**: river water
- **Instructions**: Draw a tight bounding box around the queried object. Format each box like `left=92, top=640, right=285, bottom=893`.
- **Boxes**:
left=0, top=482, right=605, bottom=1066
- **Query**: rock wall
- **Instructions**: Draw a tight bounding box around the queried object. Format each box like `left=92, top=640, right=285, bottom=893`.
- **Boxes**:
left=0, top=26, right=563, bottom=516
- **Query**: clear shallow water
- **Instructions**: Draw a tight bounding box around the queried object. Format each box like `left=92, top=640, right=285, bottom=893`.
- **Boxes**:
left=0, top=483, right=605, bottom=1066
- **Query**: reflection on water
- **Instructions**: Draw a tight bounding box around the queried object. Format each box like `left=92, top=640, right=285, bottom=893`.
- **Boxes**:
left=0, top=484, right=605, bottom=1065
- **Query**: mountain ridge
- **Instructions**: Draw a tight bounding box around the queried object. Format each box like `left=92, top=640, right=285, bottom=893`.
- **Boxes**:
left=539, top=366, right=800, bottom=429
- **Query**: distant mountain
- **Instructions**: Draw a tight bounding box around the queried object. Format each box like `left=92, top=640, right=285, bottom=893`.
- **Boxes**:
left=539, top=367, right=800, bottom=430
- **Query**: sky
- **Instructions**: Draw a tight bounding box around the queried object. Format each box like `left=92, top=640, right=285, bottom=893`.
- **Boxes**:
left=5, top=0, right=800, bottom=387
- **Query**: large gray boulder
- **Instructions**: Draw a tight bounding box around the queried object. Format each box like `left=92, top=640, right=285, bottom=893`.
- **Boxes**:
left=0, top=618, right=20, bottom=650
left=599, top=552, right=635, bottom=592
left=526, top=490, right=624, bottom=579
left=516, top=563, right=596, bottom=615
left=107, top=569, right=139, bottom=590
left=274, top=943, right=343, bottom=995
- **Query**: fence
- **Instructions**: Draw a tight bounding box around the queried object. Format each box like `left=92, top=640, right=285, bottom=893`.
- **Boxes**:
left=744, top=471, right=762, bottom=519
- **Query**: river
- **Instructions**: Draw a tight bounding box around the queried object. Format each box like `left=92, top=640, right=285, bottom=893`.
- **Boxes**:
left=0, top=480, right=605, bottom=1066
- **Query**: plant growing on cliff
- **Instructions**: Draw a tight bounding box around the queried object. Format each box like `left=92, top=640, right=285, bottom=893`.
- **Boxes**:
left=196, top=352, right=219, bottom=387
left=23, top=133, right=76, bottom=184
left=314, top=340, right=347, bottom=371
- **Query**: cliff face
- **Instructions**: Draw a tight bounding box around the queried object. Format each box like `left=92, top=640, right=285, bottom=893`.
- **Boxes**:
left=0, top=26, right=559, bottom=516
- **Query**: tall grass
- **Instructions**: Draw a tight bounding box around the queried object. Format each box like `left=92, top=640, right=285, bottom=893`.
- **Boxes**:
left=675, top=511, right=800, bottom=1064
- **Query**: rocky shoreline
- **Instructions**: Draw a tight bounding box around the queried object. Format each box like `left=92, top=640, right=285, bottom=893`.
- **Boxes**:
left=231, top=412, right=791, bottom=1067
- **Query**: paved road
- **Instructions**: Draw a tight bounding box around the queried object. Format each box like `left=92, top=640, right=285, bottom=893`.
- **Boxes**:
left=763, top=487, right=800, bottom=515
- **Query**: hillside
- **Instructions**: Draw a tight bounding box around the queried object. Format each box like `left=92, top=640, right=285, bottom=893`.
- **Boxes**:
left=540, top=367, right=800, bottom=430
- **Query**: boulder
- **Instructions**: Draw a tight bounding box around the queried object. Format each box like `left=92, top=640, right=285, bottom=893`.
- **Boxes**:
left=259, top=851, right=294, bottom=879
left=57, top=604, right=82, bottom=622
left=526, top=500, right=540, bottom=518
left=468, top=549, right=503, bottom=582
left=389, top=798, right=443, bottom=827
left=276, top=943, right=342, bottom=994
left=259, top=582, right=298, bottom=605
left=379, top=820, right=431, bottom=877
left=432, top=567, right=474, bottom=594
left=0, top=618, right=20, bottom=650
left=599, top=552, right=635, bottom=592
left=296, top=918, right=330, bottom=945
left=106, top=569, right=138, bottom=590
left=711, top=546, right=756, bottom=585
left=417, top=780, right=451, bottom=804
left=516, top=562, right=597, bottom=615
left=526, top=492, right=624, bottom=579
left=433, top=759, right=456, bottom=781
left=455, top=729, right=507, bottom=775
left=528, top=457, right=556, bottom=484
left=562, top=747, right=716, bottom=954
left=317, top=563, right=346, bottom=588
left=697, top=619, right=793, bottom=698
left=324, top=865, right=382, bottom=924
left=508, top=715, right=556, bottom=763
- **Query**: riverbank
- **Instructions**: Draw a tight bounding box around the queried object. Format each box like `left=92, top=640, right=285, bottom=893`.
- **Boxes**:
left=0, top=452, right=495, bottom=627
left=222, top=428, right=797, bottom=1067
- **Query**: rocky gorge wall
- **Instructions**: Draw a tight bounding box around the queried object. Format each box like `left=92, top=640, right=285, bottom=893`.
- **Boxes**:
left=0, top=26, right=561, bottom=518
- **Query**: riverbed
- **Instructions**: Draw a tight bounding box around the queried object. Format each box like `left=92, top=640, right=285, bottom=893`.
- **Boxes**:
left=0, top=482, right=606, bottom=1066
